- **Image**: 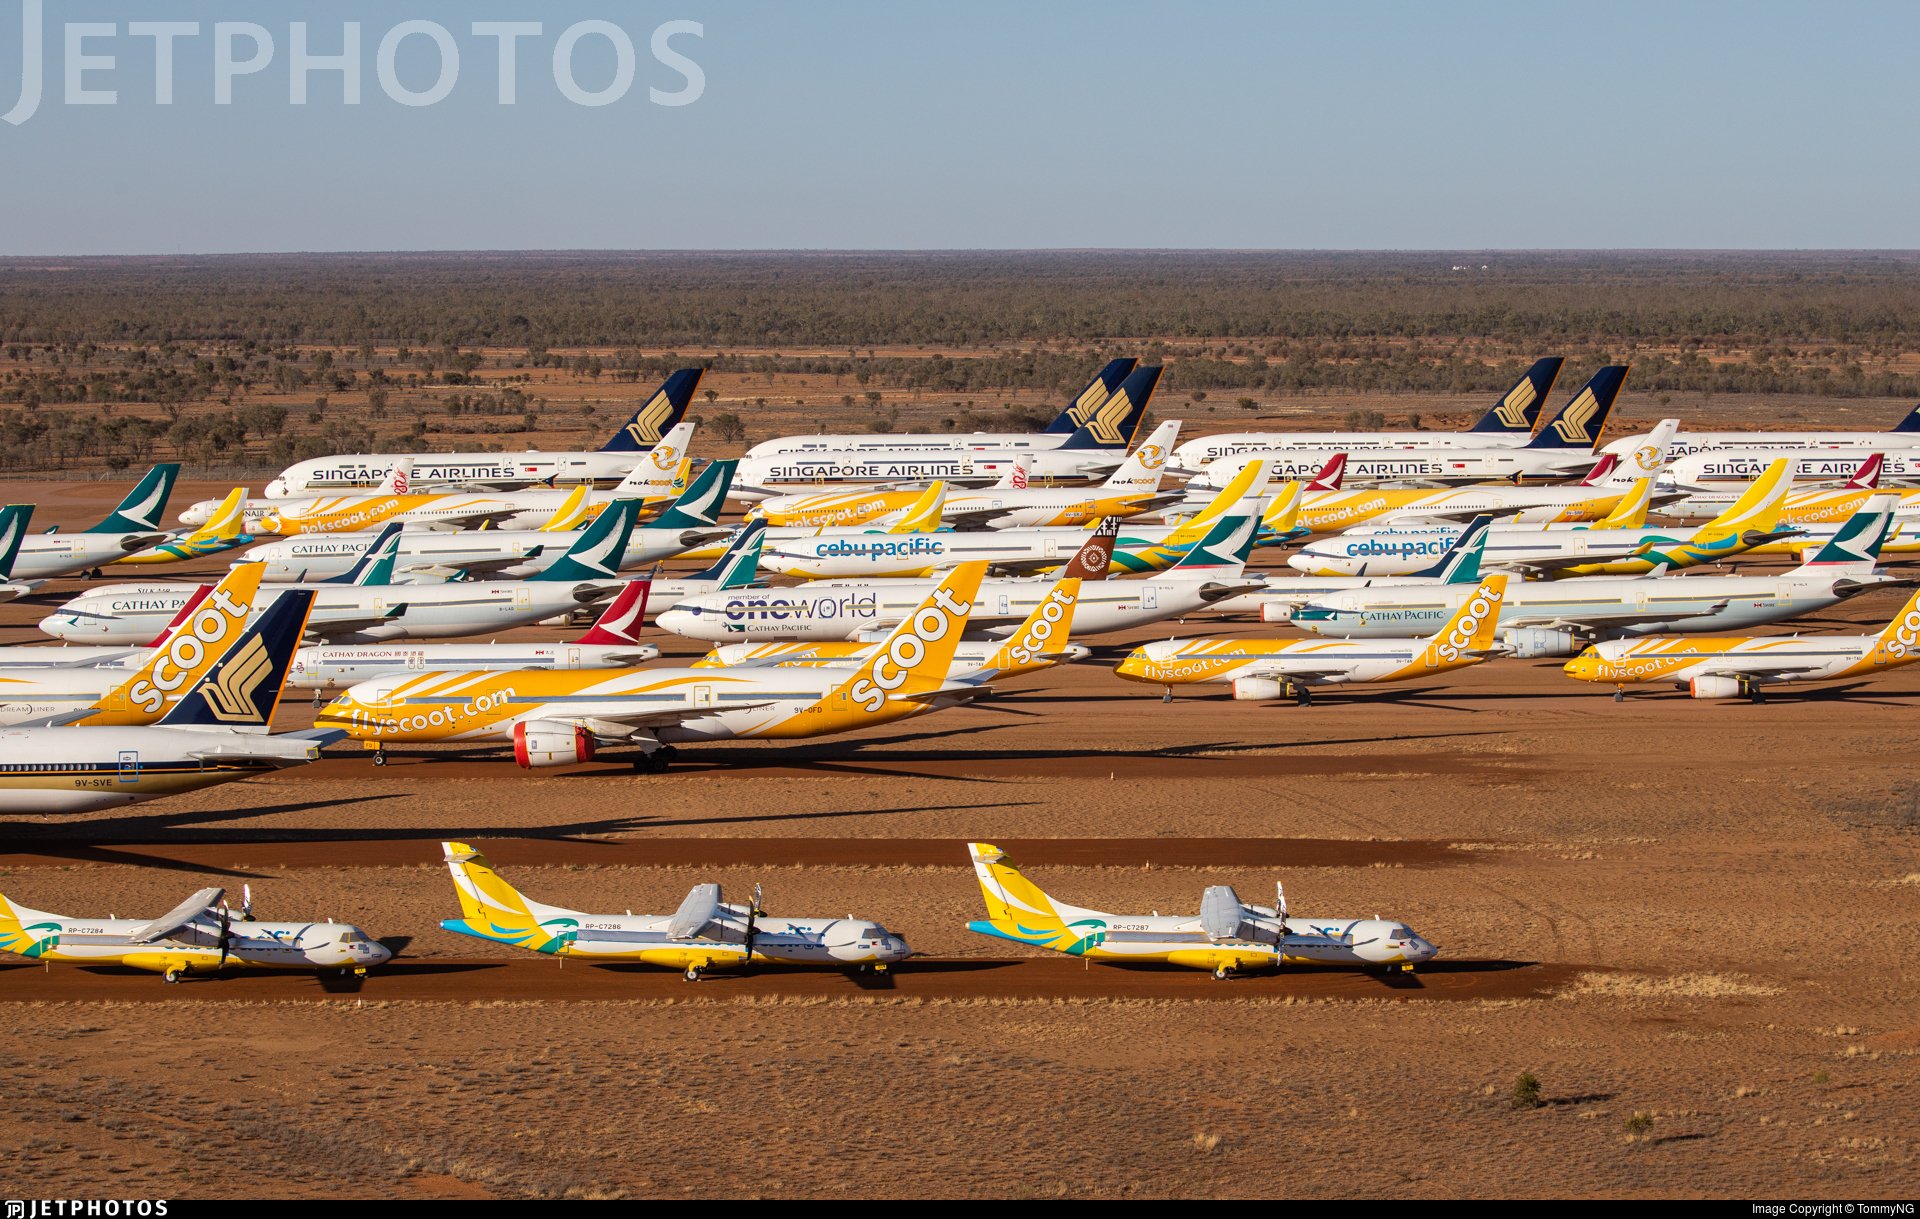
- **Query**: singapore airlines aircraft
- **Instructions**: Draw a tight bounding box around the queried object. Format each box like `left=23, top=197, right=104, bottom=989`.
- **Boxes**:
left=1117, top=573, right=1510, bottom=704
left=1170, top=357, right=1565, bottom=467
left=1563, top=587, right=1920, bottom=702
left=0, top=588, right=336, bottom=813
left=12, top=464, right=179, bottom=580
left=1601, top=401, right=1920, bottom=462
left=0, top=885, right=389, bottom=983
left=440, top=842, right=910, bottom=982
left=746, top=358, right=1138, bottom=456
left=264, top=368, right=704, bottom=496
left=966, top=843, right=1438, bottom=979
left=319, top=562, right=1001, bottom=771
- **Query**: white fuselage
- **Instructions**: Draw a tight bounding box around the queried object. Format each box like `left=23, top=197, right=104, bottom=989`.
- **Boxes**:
left=1604, top=430, right=1920, bottom=463
left=748, top=431, right=1081, bottom=458
left=1173, top=430, right=1531, bottom=467
left=759, top=521, right=1207, bottom=579
left=1289, top=524, right=1678, bottom=577
left=288, top=642, right=662, bottom=691
left=1667, top=449, right=1920, bottom=487
left=266, top=450, right=644, bottom=498
left=738, top=447, right=1115, bottom=492
left=0, top=907, right=388, bottom=971
left=0, top=726, right=325, bottom=813
left=1196, top=446, right=1591, bottom=488
left=12, top=532, right=165, bottom=580
left=241, top=526, right=718, bottom=583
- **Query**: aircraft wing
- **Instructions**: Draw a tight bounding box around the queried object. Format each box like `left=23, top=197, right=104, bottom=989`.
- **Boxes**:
left=982, top=557, right=1066, bottom=577
left=1490, top=546, right=1654, bottom=576
left=127, top=887, right=224, bottom=944
left=890, top=682, right=992, bottom=705
left=302, top=607, right=408, bottom=640
left=1684, top=661, right=1834, bottom=683
left=403, top=553, right=539, bottom=579
left=667, top=883, right=724, bottom=941
left=559, top=705, right=780, bottom=736
left=116, top=533, right=173, bottom=552
left=1502, top=602, right=1730, bottom=633
left=941, top=507, right=1013, bottom=532
left=428, top=509, right=526, bottom=531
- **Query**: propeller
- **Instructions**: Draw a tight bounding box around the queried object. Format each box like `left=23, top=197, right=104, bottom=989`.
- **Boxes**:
left=240, top=884, right=254, bottom=922
left=215, top=902, right=233, bottom=972
left=741, top=883, right=763, bottom=972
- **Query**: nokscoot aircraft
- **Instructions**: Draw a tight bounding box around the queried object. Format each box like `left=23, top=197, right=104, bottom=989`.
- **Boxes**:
left=319, top=562, right=1000, bottom=771
left=966, top=843, right=1439, bottom=979
left=264, top=368, right=704, bottom=497
left=1562, top=587, right=1920, bottom=702
left=13, top=464, right=178, bottom=580
left=0, top=885, right=389, bottom=983
left=440, top=842, right=910, bottom=982
left=655, top=514, right=1263, bottom=643
left=0, top=588, right=338, bottom=813
left=746, top=359, right=1138, bottom=457
left=1117, top=573, right=1510, bottom=705
left=1601, top=401, right=1920, bottom=463
left=1171, top=357, right=1565, bottom=467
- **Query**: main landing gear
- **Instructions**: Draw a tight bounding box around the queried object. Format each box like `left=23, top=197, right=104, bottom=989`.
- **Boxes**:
left=632, top=746, right=678, bottom=774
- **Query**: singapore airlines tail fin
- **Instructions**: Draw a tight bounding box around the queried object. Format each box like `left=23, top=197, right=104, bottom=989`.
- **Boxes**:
left=575, top=577, right=651, bottom=645
left=887, top=482, right=948, bottom=534
left=1042, top=359, right=1139, bottom=435
left=1525, top=366, right=1628, bottom=451
left=652, top=459, right=736, bottom=529
left=1468, top=357, right=1563, bottom=434
left=1594, top=478, right=1654, bottom=528
left=1068, top=365, right=1163, bottom=456
left=1888, top=405, right=1920, bottom=435
left=87, top=463, right=180, bottom=535
left=965, top=842, right=1100, bottom=950
left=154, top=586, right=315, bottom=731
left=1099, top=416, right=1179, bottom=490
left=598, top=369, right=703, bottom=453
left=439, top=841, right=580, bottom=952
left=1412, top=574, right=1509, bottom=670
left=73, top=563, right=266, bottom=726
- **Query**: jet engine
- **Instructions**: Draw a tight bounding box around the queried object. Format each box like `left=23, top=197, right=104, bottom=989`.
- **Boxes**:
left=1502, top=627, right=1581, bottom=659
left=1688, top=675, right=1749, bottom=700
left=512, top=720, right=597, bottom=768
left=1231, top=677, right=1285, bottom=701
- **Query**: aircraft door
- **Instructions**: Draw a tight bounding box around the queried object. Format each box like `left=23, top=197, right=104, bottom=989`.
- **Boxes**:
left=693, top=685, right=714, bottom=710
left=997, top=593, right=1011, bottom=616
left=118, top=750, right=140, bottom=783
left=514, top=586, right=531, bottom=609
left=566, top=647, right=583, bottom=669
left=1143, top=585, right=1160, bottom=610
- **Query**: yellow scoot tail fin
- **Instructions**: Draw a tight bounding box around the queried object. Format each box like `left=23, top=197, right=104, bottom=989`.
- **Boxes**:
left=1694, top=458, right=1791, bottom=540
left=975, top=576, right=1082, bottom=677
left=1594, top=477, right=1653, bottom=528
left=1414, top=573, right=1509, bottom=671
left=888, top=482, right=947, bottom=534
left=73, top=563, right=265, bottom=725
left=1261, top=480, right=1304, bottom=535
left=539, top=484, right=592, bottom=532
left=817, top=562, right=986, bottom=716
left=1869, top=587, right=1920, bottom=659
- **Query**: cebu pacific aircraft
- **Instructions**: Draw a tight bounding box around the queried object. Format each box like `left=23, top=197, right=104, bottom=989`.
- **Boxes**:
left=1601, top=401, right=1920, bottom=463
left=0, top=884, right=388, bottom=983
left=1563, top=587, right=1920, bottom=702
left=1117, top=573, right=1510, bottom=705
left=264, top=368, right=704, bottom=497
left=320, top=562, right=1001, bottom=771
left=1171, top=357, right=1565, bottom=468
left=116, top=486, right=253, bottom=566
left=440, top=842, right=910, bottom=982
left=0, top=588, right=338, bottom=813
left=966, top=843, right=1438, bottom=979
left=746, top=359, right=1140, bottom=457
left=752, top=419, right=1186, bottom=529
left=12, top=464, right=178, bottom=579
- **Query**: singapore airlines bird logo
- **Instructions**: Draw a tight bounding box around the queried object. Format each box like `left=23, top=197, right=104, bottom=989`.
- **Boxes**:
left=201, top=638, right=274, bottom=723
left=624, top=390, right=676, bottom=447
left=1492, top=379, right=1538, bottom=430
left=1549, top=388, right=1601, bottom=444
left=1069, top=389, right=1134, bottom=446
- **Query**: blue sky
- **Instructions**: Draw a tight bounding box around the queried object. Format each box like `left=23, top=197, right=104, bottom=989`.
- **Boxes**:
left=0, top=0, right=1914, bottom=253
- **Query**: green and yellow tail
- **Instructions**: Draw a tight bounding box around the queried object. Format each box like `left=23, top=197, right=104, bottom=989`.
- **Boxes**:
left=1694, top=458, right=1791, bottom=542
left=440, top=841, right=578, bottom=955
left=965, top=842, right=1102, bottom=954
left=0, top=889, right=61, bottom=959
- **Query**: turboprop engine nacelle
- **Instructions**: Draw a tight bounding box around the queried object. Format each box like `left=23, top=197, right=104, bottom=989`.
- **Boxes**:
left=513, top=721, right=597, bottom=769
left=1232, top=676, right=1287, bottom=701
left=1502, top=627, right=1581, bottom=659
left=1689, top=675, right=1748, bottom=700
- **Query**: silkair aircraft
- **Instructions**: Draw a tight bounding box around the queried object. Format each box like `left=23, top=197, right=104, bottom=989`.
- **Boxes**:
left=288, top=576, right=661, bottom=692
left=655, top=514, right=1263, bottom=644
left=441, top=842, right=910, bottom=982
left=320, top=562, right=1000, bottom=771
left=1170, top=358, right=1565, bottom=467
left=44, top=499, right=645, bottom=645
left=1293, top=497, right=1902, bottom=656
left=0, top=587, right=337, bottom=813
left=1601, top=401, right=1920, bottom=462
left=752, top=418, right=1185, bottom=529
left=966, top=843, right=1438, bottom=979
left=746, top=359, right=1139, bottom=457
left=1118, top=573, right=1510, bottom=705
left=1193, top=366, right=1630, bottom=487
left=264, top=368, right=704, bottom=496
left=0, top=884, right=388, bottom=983
left=1563, top=587, right=1920, bottom=702
left=12, top=464, right=178, bottom=580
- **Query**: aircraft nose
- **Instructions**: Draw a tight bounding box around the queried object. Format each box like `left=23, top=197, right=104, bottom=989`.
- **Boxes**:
left=1562, top=656, right=1596, bottom=680
left=1113, top=650, right=1154, bottom=682
left=655, top=608, right=698, bottom=637
left=369, top=942, right=393, bottom=964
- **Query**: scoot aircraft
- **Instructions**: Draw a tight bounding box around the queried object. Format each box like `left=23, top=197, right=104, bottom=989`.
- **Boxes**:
left=656, top=515, right=1263, bottom=644
left=733, top=367, right=1161, bottom=491
left=1192, top=366, right=1630, bottom=487
left=264, top=368, right=704, bottom=496
left=1601, top=402, right=1920, bottom=462
left=699, top=522, right=1112, bottom=675
left=1668, top=455, right=1920, bottom=525
left=1292, top=498, right=1901, bottom=656
left=1171, top=357, right=1565, bottom=467
left=0, top=564, right=266, bottom=726
left=440, top=842, right=909, bottom=981
left=747, top=358, right=1138, bottom=457
left=44, top=499, right=645, bottom=645
left=753, top=416, right=1185, bottom=529
left=319, top=563, right=998, bottom=771
left=12, top=464, right=178, bottom=580
left=1290, top=459, right=1796, bottom=578
left=1117, top=573, right=1510, bottom=705
left=116, top=487, right=253, bottom=566
left=0, top=589, right=338, bottom=813
left=242, top=460, right=734, bottom=582
left=0, top=885, right=389, bottom=983
left=1563, top=587, right=1920, bottom=702
left=288, top=577, right=661, bottom=692
left=966, top=843, right=1438, bottom=979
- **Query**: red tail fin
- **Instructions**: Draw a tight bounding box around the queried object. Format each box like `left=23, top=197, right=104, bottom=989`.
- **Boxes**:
left=1846, top=453, right=1883, bottom=490
left=575, top=577, right=650, bottom=644
left=1307, top=453, right=1346, bottom=492
left=1580, top=453, right=1620, bottom=486
left=145, top=584, right=212, bottom=648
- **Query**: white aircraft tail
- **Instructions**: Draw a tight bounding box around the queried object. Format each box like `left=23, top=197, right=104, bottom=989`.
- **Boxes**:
left=1101, top=420, right=1181, bottom=491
